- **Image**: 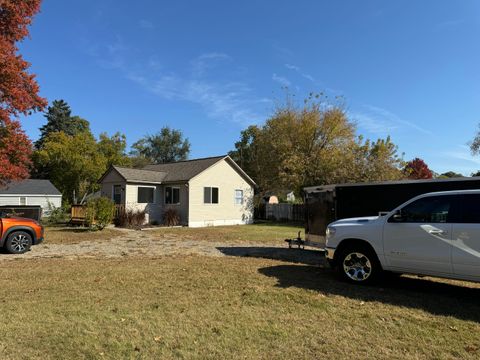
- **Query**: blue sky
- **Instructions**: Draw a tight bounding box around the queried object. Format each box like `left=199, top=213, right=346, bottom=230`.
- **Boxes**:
left=19, top=0, right=480, bottom=175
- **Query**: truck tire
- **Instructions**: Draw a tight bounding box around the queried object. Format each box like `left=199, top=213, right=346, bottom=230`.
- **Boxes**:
left=336, top=244, right=381, bottom=284
left=5, top=231, right=32, bottom=254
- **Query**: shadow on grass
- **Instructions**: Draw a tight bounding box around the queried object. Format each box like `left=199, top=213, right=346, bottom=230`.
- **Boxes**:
left=48, top=227, right=95, bottom=233
left=259, top=264, right=480, bottom=323
left=217, top=246, right=325, bottom=266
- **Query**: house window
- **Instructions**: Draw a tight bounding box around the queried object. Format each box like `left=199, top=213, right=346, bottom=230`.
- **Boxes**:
left=19, top=197, right=27, bottom=206
left=138, top=187, right=155, bottom=203
left=165, top=187, right=180, bottom=204
left=113, top=185, right=122, bottom=204
left=204, top=187, right=219, bottom=204
left=235, top=190, right=243, bottom=205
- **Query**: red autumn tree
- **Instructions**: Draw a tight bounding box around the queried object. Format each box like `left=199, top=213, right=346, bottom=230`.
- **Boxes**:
left=0, top=0, right=47, bottom=184
left=403, top=157, right=433, bottom=180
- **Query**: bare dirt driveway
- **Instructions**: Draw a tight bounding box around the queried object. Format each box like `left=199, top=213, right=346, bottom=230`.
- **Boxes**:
left=0, top=224, right=323, bottom=265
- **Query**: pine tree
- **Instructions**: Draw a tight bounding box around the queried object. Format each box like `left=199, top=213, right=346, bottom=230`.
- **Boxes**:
left=35, top=100, right=90, bottom=149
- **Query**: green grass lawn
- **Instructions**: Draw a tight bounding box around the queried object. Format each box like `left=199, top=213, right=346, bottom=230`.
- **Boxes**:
left=148, top=222, right=304, bottom=244
left=0, top=224, right=479, bottom=359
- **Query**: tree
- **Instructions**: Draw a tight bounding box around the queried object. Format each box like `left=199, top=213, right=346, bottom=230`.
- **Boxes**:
left=228, top=125, right=263, bottom=186
left=0, top=120, right=34, bottom=181
left=97, top=132, right=131, bottom=167
left=131, top=127, right=190, bottom=164
left=437, top=171, right=463, bottom=179
left=403, top=158, right=433, bottom=179
left=229, top=93, right=404, bottom=195
left=34, top=131, right=107, bottom=203
left=35, top=100, right=90, bottom=149
left=0, top=0, right=46, bottom=183
left=349, top=136, right=404, bottom=183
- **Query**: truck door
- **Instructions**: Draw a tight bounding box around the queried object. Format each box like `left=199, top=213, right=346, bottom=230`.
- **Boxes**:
left=450, top=194, right=480, bottom=280
left=382, top=195, right=456, bottom=275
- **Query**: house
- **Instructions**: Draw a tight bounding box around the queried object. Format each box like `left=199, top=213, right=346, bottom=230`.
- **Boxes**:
left=0, top=179, right=62, bottom=216
left=98, top=155, right=256, bottom=227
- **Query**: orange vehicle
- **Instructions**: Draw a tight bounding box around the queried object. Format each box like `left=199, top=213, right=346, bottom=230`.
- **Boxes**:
left=0, top=215, right=44, bottom=254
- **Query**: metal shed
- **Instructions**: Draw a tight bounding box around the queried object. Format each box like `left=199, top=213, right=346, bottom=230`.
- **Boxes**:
left=303, top=177, right=480, bottom=248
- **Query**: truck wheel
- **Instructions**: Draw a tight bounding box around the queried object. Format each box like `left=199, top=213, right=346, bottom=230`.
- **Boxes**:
left=336, top=245, right=381, bottom=284
left=5, top=231, right=32, bottom=254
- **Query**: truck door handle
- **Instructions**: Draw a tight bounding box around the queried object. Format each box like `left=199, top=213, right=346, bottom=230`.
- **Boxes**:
left=429, top=229, right=447, bottom=235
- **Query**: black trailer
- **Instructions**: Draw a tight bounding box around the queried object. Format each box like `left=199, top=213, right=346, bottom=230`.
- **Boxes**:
left=294, top=177, right=480, bottom=249
left=0, top=205, right=42, bottom=221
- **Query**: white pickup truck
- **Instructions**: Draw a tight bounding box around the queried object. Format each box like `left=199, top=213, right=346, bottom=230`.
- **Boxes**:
left=325, top=190, right=480, bottom=284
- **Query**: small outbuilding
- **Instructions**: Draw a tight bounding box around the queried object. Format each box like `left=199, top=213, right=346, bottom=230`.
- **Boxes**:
left=0, top=179, right=62, bottom=216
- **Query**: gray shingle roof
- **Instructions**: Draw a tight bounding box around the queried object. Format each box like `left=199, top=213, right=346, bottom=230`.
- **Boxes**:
left=0, top=179, right=62, bottom=195
left=112, top=166, right=167, bottom=183
left=143, top=156, right=226, bottom=182
left=100, top=155, right=256, bottom=186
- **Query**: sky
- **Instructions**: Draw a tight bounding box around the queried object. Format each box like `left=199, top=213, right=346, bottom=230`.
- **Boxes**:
left=18, top=0, right=480, bottom=175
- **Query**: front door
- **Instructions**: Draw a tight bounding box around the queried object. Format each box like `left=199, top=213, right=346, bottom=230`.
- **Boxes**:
left=383, top=195, right=456, bottom=275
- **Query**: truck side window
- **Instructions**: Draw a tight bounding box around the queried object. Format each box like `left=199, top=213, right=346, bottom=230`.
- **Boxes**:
left=453, top=194, right=480, bottom=223
left=392, top=196, right=455, bottom=223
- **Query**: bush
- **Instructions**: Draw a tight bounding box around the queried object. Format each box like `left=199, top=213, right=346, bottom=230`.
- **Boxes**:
left=163, top=208, right=180, bottom=226
left=85, top=197, right=115, bottom=230
left=44, top=201, right=70, bottom=225
left=114, top=209, right=146, bottom=229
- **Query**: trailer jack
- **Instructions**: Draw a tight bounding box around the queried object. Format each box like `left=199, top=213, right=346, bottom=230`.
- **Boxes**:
left=285, top=231, right=305, bottom=249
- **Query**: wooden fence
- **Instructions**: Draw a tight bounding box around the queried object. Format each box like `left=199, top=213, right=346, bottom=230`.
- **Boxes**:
left=255, top=203, right=305, bottom=222
left=70, top=204, right=125, bottom=225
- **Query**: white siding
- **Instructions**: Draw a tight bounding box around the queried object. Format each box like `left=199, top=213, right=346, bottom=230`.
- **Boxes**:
left=188, top=159, right=254, bottom=227
left=161, top=183, right=189, bottom=225
left=0, top=195, right=62, bottom=216
left=125, top=183, right=162, bottom=224
left=100, top=169, right=126, bottom=204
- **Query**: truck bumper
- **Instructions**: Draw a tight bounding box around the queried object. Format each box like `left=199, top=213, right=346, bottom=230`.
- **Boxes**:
left=325, top=247, right=336, bottom=261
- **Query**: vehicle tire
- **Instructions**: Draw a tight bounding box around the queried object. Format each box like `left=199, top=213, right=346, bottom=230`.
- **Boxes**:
left=5, top=231, right=32, bottom=254
left=336, top=244, right=382, bottom=284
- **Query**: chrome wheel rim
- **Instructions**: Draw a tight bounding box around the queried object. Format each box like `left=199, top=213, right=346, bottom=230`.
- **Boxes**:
left=343, top=252, right=372, bottom=281
left=11, top=234, right=29, bottom=253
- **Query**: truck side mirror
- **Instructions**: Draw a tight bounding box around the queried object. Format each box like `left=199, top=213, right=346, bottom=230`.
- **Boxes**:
left=392, top=209, right=404, bottom=221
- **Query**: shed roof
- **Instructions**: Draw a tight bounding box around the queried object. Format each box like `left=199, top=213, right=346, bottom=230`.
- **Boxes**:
left=0, top=179, right=62, bottom=196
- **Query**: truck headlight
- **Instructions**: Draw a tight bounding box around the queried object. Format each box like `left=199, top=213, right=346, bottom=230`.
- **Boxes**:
left=326, top=226, right=336, bottom=239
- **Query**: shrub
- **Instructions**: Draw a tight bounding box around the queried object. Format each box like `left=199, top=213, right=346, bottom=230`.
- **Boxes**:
left=114, top=209, right=146, bottom=229
left=163, top=208, right=180, bottom=226
left=85, top=197, right=115, bottom=230
left=44, top=201, right=70, bottom=225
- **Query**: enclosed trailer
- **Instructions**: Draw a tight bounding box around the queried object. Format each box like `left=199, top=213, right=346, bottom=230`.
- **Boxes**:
left=298, top=177, right=480, bottom=249
left=0, top=205, right=43, bottom=221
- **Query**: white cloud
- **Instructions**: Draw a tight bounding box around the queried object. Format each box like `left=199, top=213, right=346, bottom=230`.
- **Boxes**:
left=191, top=52, right=231, bottom=77
left=272, top=73, right=291, bottom=87
left=350, top=112, right=399, bottom=136
left=139, top=19, right=154, bottom=29
left=84, top=39, right=267, bottom=126
left=284, top=63, right=315, bottom=82
left=362, top=105, right=433, bottom=135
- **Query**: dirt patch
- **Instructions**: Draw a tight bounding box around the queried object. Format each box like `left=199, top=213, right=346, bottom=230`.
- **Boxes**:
left=0, top=228, right=325, bottom=265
